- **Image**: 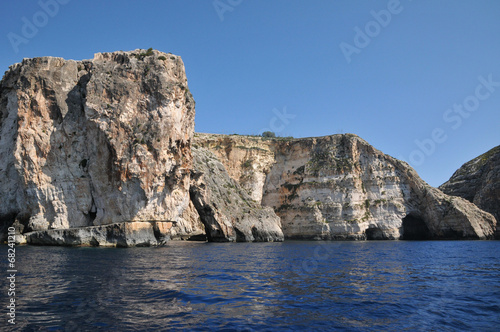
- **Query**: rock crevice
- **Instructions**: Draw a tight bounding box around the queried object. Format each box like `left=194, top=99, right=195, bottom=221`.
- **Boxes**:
left=189, top=147, right=283, bottom=242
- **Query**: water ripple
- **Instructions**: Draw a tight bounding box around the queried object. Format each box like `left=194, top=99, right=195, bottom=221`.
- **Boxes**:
left=2, top=241, right=500, bottom=330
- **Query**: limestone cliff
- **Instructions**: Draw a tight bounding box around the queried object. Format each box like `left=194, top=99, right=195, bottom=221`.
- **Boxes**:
left=194, top=133, right=496, bottom=240
left=190, top=147, right=283, bottom=242
left=0, top=50, right=203, bottom=244
left=439, top=146, right=500, bottom=237
left=1, top=51, right=496, bottom=245
left=0, top=50, right=284, bottom=245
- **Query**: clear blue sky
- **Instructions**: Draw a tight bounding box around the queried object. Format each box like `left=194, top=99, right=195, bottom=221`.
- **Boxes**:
left=1, top=0, right=499, bottom=187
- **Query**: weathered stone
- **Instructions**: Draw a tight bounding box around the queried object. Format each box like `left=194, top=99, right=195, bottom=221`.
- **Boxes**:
left=1, top=50, right=496, bottom=246
left=171, top=200, right=206, bottom=241
left=195, top=133, right=497, bottom=240
left=189, top=147, right=284, bottom=242
left=0, top=50, right=196, bottom=244
left=192, top=134, right=276, bottom=203
left=25, top=221, right=167, bottom=247
left=440, top=145, right=500, bottom=238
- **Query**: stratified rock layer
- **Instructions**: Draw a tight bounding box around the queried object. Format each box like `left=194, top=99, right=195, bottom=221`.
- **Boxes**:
left=1, top=50, right=496, bottom=245
left=190, top=147, right=284, bottom=242
left=0, top=50, right=199, bottom=242
left=25, top=221, right=171, bottom=247
left=195, top=133, right=497, bottom=240
left=440, top=145, right=500, bottom=237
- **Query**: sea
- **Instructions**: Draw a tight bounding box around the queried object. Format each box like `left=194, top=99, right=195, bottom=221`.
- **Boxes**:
left=2, top=240, right=500, bottom=331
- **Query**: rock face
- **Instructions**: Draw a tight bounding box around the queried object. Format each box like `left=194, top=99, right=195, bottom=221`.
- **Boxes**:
left=1, top=51, right=496, bottom=245
left=190, top=147, right=283, bottom=242
left=0, top=50, right=201, bottom=244
left=439, top=146, right=500, bottom=237
left=25, top=221, right=172, bottom=247
left=195, top=133, right=497, bottom=240
left=0, top=50, right=283, bottom=245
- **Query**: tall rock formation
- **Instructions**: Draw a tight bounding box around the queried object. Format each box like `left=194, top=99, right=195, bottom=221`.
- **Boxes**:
left=0, top=50, right=283, bottom=245
left=0, top=50, right=201, bottom=244
left=439, top=145, right=500, bottom=237
left=194, top=133, right=497, bottom=240
left=1, top=51, right=496, bottom=245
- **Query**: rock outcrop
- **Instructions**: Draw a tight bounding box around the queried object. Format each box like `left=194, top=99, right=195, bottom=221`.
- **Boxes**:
left=25, top=221, right=172, bottom=247
left=190, top=147, right=283, bottom=242
left=439, top=145, right=500, bottom=237
left=0, top=50, right=284, bottom=245
left=1, top=51, right=496, bottom=245
left=194, top=133, right=497, bottom=240
left=0, top=50, right=201, bottom=244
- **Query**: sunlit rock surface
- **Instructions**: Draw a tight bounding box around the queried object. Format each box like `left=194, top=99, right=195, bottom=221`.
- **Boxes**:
left=190, top=147, right=283, bottom=242
left=195, top=133, right=496, bottom=240
left=1, top=50, right=495, bottom=245
left=0, top=50, right=199, bottom=244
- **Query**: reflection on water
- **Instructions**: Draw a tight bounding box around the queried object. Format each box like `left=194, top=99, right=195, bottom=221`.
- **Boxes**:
left=2, top=241, right=500, bottom=331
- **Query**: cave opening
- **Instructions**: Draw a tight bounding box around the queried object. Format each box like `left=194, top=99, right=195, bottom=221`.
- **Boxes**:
left=85, top=198, right=97, bottom=226
left=88, top=210, right=97, bottom=223
left=402, top=214, right=431, bottom=240
left=365, top=227, right=385, bottom=240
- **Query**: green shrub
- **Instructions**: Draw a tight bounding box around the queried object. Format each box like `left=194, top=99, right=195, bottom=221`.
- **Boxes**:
left=262, top=131, right=276, bottom=138
left=134, top=48, right=155, bottom=60
left=242, top=159, right=253, bottom=168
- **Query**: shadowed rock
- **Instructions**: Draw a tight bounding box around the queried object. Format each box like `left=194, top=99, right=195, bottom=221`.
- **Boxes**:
left=440, top=145, right=500, bottom=238
left=189, top=147, right=284, bottom=242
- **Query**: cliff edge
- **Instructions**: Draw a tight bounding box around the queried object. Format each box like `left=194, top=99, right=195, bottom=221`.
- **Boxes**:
left=440, top=145, right=500, bottom=238
left=1, top=51, right=496, bottom=245
left=0, top=50, right=199, bottom=245
left=0, top=50, right=283, bottom=245
left=195, top=133, right=496, bottom=240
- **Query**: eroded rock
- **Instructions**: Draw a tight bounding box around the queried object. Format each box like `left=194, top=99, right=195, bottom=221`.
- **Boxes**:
left=440, top=145, right=500, bottom=238
left=1, top=50, right=496, bottom=245
left=25, top=221, right=171, bottom=247
left=189, top=147, right=284, bottom=242
left=0, top=50, right=196, bottom=244
left=195, top=133, right=497, bottom=240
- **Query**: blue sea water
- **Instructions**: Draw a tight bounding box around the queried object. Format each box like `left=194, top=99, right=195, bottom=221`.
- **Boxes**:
left=2, top=241, right=500, bottom=331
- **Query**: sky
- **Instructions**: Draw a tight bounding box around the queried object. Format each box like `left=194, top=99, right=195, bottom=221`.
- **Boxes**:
left=0, top=0, right=499, bottom=187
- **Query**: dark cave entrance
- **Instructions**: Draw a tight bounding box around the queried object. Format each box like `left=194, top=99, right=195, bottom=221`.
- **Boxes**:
left=365, top=227, right=385, bottom=240
left=402, top=214, right=431, bottom=240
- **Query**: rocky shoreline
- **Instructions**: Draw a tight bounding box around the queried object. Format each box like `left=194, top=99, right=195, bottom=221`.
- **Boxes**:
left=0, top=50, right=497, bottom=247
